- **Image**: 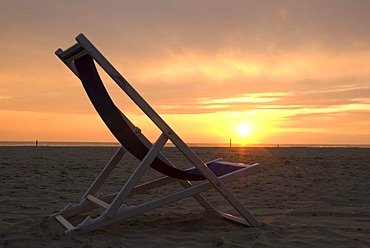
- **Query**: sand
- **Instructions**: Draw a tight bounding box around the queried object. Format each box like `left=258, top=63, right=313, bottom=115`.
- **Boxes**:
left=1, top=146, right=369, bottom=247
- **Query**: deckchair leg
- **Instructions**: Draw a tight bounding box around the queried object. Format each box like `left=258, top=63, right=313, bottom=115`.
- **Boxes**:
left=64, top=166, right=259, bottom=235
left=169, top=133, right=261, bottom=227
left=154, top=148, right=216, bottom=212
left=83, top=146, right=127, bottom=198
left=105, top=133, right=169, bottom=217
left=178, top=180, right=215, bottom=211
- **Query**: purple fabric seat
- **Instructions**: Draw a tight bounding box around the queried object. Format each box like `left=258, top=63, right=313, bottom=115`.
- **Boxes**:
left=187, top=161, right=246, bottom=176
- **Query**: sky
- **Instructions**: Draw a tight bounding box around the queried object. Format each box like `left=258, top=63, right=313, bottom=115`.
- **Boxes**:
left=0, top=0, right=369, bottom=145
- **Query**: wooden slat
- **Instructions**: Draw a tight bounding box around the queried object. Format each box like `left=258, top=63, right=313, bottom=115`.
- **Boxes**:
left=86, top=195, right=110, bottom=209
left=55, top=215, right=75, bottom=230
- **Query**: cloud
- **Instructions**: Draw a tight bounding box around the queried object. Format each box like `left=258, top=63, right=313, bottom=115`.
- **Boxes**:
left=280, top=110, right=370, bottom=135
left=199, top=92, right=290, bottom=104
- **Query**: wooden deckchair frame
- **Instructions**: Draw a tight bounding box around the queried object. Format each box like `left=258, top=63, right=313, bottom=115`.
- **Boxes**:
left=52, top=33, right=262, bottom=236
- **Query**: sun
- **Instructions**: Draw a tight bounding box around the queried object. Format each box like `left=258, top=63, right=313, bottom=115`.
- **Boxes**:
left=236, top=122, right=251, bottom=137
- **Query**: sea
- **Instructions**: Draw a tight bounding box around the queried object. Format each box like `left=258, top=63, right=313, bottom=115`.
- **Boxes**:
left=0, top=141, right=369, bottom=148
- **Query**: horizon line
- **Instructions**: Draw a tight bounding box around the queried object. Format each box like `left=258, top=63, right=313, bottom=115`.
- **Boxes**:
left=1, top=140, right=369, bottom=148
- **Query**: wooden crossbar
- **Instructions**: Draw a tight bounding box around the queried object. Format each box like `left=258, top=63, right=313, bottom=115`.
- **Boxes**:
left=86, top=195, right=110, bottom=209
left=55, top=215, right=75, bottom=231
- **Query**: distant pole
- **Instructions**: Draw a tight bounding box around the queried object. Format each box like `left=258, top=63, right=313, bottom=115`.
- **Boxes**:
left=36, top=140, right=38, bottom=147
left=229, top=138, right=231, bottom=148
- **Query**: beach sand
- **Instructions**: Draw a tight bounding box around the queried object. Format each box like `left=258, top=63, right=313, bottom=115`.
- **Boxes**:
left=1, top=146, right=369, bottom=247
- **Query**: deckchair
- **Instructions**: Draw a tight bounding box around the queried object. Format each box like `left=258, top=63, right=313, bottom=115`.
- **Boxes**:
left=52, top=33, right=262, bottom=236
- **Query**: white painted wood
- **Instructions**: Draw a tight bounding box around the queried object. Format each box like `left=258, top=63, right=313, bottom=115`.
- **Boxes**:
left=177, top=180, right=215, bottom=211
left=83, top=146, right=126, bottom=198
left=105, top=133, right=168, bottom=217
left=86, top=195, right=110, bottom=209
left=53, top=34, right=262, bottom=235
left=55, top=48, right=79, bottom=77
left=64, top=164, right=261, bottom=235
left=55, top=215, right=75, bottom=231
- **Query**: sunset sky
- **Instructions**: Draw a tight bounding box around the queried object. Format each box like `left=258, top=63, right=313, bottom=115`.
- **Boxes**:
left=1, top=0, right=369, bottom=145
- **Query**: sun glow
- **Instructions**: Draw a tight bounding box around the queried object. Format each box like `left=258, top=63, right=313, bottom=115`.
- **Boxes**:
left=231, top=120, right=264, bottom=146
left=237, top=122, right=251, bottom=137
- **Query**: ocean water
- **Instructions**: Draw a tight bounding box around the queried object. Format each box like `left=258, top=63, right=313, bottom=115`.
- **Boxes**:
left=0, top=141, right=369, bottom=148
